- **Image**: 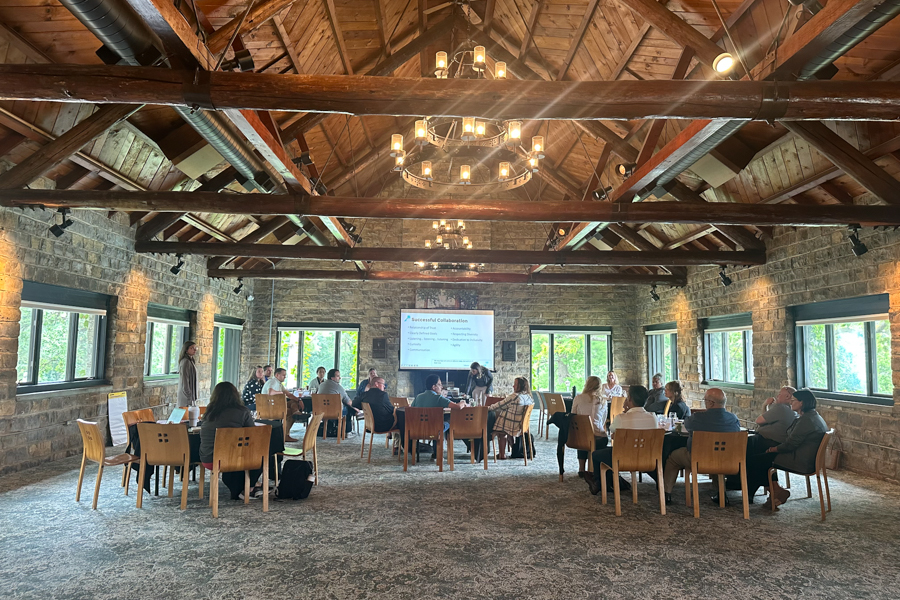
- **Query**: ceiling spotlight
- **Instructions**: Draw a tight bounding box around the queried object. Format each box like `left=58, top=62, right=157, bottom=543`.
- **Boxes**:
left=233, top=278, right=244, bottom=294
left=713, top=52, right=735, bottom=74
left=558, top=227, right=568, bottom=237
left=349, top=233, right=363, bottom=245
left=592, top=186, right=612, bottom=200
left=220, top=48, right=255, bottom=72
left=169, top=253, right=185, bottom=275
left=616, top=163, right=636, bottom=178
left=49, top=208, right=74, bottom=238
left=338, top=219, right=356, bottom=234
left=291, top=151, right=313, bottom=166
left=719, top=267, right=733, bottom=287
left=650, top=285, right=660, bottom=302
left=848, top=226, right=868, bottom=257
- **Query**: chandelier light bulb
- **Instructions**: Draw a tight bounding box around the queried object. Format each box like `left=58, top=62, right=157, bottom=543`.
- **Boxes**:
left=391, top=133, right=403, bottom=151
left=432, top=221, right=439, bottom=229
left=463, top=236, right=469, bottom=245
left=476, top=121, right=485, bottom=136
left=436, top=51, right=447, bottom=69
left=499, top=161, right=510, bottom=179
left=458, top=220, right=464, bottom=229
left=425, top=240, right=431, bottom=248
left=444, top=243, right=450, bottom=249
left=440, top=219, right=446, bottom=227
left=495, top=61, right=506, bottom=79
left=395, top=155, right=404, bottom=165
left=436, top=235, right=443, bottom=245
left=508, top=121, right=521, bottom=140
left=532, top=136, right=543, bottom=153
left=460, top=164, right=471, bottom=181
left=416, top=261, right=425, bottom=267
left=415, top=119, right=427, bottom=139
left=467, top=243, right=473, bottom=249
left=473, top=46, right=486, bottom=68
left=463, top=117, right=475, bottom=133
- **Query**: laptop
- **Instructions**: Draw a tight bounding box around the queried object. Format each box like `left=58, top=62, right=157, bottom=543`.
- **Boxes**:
left=166, top=407, right=186, bottom=424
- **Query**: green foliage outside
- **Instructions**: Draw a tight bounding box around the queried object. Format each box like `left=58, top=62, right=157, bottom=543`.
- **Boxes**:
left=874, top=320, right=891, bottom=394
left=553, top=334, right=584, bottom=392
left=279, top=330, right=359, bottom=390
left=169, top=325, right=184, bottom=374
left=804, top=325, right=828, bottom=388
left=38, top=310, right=69, bottom=383
left=279, top=331, right=300, bottom=388
left=339, top=331, right=359, bottom=385
left=590, top=336, right=609, bottom=380
left=214, top=327, right=225, bottom=385
left=727, top=331, right=744, bottom=382
left=531, top=333, right=549, bottom=391
left=834, top=322, right=865, bottom=394
left=531, top=333, right=609, bottom=392
left=301, top=331, right=336, bottom=385
left=708, top=333, right=723, bottom=380
left=148, top=323, right=167, bottom=375
left=74, top=313, right=95, bottom=379
left=16, top=308, right=32, bottom=383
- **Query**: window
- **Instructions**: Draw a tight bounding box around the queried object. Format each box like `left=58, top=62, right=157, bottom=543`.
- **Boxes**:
left=277, top=323, right=359, bottom=389
left=794, top=294, right=891, bottom=405
left=145, top=304, right=191, bottom=378
left=702, top=313, right=753, bottom=386
left=212, top=316, right=244, bottom=389
left=16, top=281, right=110, bottom=393
left=530, top=327, right=611, bottom=393
left=646, top=323, right=677, bottom=383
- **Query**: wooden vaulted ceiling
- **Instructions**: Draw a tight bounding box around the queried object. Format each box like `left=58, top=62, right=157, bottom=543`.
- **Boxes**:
left=1, top=0, right=900, bottom=283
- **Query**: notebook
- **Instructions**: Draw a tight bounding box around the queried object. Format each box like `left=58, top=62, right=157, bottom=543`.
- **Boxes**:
left=166, top=407, right=186, bottom=424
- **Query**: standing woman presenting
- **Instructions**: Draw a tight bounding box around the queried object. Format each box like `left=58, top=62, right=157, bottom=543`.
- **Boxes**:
left=177, top=341, right=199, bottom=406
left=466, top=362, right=493, bottom=404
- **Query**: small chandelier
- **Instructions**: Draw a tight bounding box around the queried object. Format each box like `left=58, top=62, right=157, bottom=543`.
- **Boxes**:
left=415, top=220, right=482, bottom=275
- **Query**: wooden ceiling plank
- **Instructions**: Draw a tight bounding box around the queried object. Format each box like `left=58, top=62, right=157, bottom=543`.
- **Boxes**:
left=519, top=0, right=546, bottom=60
left=611, top=22, right=651, bottom=80
left=273, top=14, right=304, bottom=73
left=0, top=131, right=27, bottom=158
left=373, top=0, right=391, bottom=58
left=54, top=165, right=92, bottom=190
left=659, top=180, right=765, bottom=250
left=206, top=0, right=299, bottom=54
left=323, top=0, right=355, bottom=74
left=556, top=0, right=602, bottom=81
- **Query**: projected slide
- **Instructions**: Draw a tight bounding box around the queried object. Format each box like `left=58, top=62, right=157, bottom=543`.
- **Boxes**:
left=400, top=309, right=494, bottom=370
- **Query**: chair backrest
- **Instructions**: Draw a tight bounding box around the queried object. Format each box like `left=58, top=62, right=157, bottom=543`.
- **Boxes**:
left=611, top=428, right=665, bottom=472
left=691, top=430, right=748, bottom=475
left=566, top=415, right=595, bottom=451
left=303, top=413, right=325, bottom=455
left=256, top=393, right=287, bottom=420
left=531, top=390, right=545, bottom=411
left=544, top=393, right=566, bottom=415
left=212, top=425, right=271, bottom=473
left=139, top=408, right=156, bottom=422
left=518, top=404, right=534, bottom=437
left=663, top=399, right=672, bottom=416
left=311, top=394, right=343, bottom=420
left=77, top=419, right=105, bottom=464
left=485, top=395, right=505, bottom=407
left=815, top=429, right=835, bottom=473
left=122, top=410, right=143, bottom=429
left=136, top=422, right=190, bottom=466
left=609, top=396, right=627, bottom=422
left=361, top=403, right=376, bottom=432
left=449, top=406, right=488, bottom=439
left=390, top=396, right=410, bottom=408
left=405, top=407, right=445, bottom=440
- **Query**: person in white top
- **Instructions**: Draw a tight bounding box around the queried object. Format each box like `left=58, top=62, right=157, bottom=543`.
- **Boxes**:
left=261, top=368, right=299, bottom=442
left=600, top=371, right=623, bottom=400
left=570, top=375, right=609, bottom=478
left=585, top=385, right=656, bottom=495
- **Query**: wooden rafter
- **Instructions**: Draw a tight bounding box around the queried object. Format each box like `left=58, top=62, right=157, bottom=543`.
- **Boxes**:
left=373, top=0, right=391, bottom=59
left=610, top=22, right=651, bottom=80
left=519, top=0, right=546, bottom=60
left=556, top=0, right=601, bottom=81
left=323, top=0, right=354, bottom=75
left=206, top=0, right=299, bottom=54
left=272, top=14, right=303, bottom=73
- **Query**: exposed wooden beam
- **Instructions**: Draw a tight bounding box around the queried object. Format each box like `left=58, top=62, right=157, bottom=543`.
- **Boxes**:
left=207, top=216, right=294, bottom=269
left=0, top=22, right=54, bottom=64
left=272, top=14, right=303, bottom=73
left=519, top=1, right=546, bottom=60
left=581, top=143, right=613, bottom=201
left=206, top=0, right=298, bottom=54
left=8, top=190, right=900, bottom=226
left=573, top=121, right=639, bottom=163
left=482, top=0, right=496, bottom=34
left=373, top=0, right=391, bottom=58
left=611, top=22, right=651, bottom=80
left=323, top=0, right=354, bottom=74
left=556, top=0, right=601, bottom=81
left=54, top=166, right=92, bottom=190
left=781, top=121, right=900, bottom=205
left=0, top=132, right=27, bottom=158
left=661, top=226, right=718, bottom=250
left=636, top=47, right=694, bottom=167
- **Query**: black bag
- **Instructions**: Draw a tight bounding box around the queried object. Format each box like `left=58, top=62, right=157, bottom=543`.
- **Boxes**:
left=275, top=459, right=314, bottom=500
left=316, top=418, right=340, bottom=438
left=510, top=433, right=536, bottom=459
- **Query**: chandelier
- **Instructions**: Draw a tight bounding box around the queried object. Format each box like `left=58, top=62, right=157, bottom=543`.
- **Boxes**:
left=414, top=219, right=484, bottom=276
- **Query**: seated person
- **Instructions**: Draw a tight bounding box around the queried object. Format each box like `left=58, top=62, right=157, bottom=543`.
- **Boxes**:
left=570, top=375, right=609, bottom=478
left=647, top=380, right=691, bottom=420
left=412, top=375, right=467, bottom=410
left=356, top=368, right=380, bottom=399
left=662, top=388, right=740, bottom=504
left=360, top=377, right=404, bottom=434
left=200, top=382, right=264, bottom=500
left=600, top=370, right=623, bottom=400
left=586, top=385, right=656, bottom=494
left=488, top=377, right=534, bottom=460
left=316, top=368, right=362, bottom=436
left=745, top=389, right=827, bottom=509
left=645, top=373, right=665, bottom=408
left=307, top=366, right=327, bottom=394
left=753, top=385, right=798, bottom=451
left=241, top=365, right=265, bottom=410
left=262, top=367, right=301, bottom=442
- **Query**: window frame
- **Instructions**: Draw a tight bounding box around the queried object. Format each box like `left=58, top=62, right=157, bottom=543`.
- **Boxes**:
left=17, top=282, right=110, bottom=394
left=212, top=316, right=244, bottom=390
left=144, top=304, right=192, bottom=380
left=276, top=322, right=360, bottom=389
left=645, top=323, right=677, bottom=384
left=793, top=294, right=891, bottom=406
left=529, top=326, right=613, bottom=393
left=701, top=313, right=754, bottom=388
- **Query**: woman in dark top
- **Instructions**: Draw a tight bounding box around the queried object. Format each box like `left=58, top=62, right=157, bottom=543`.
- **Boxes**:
left=201, top=382, right=262, bottom=500
left=466, top=362, right=493, bottom=404
left=664, top=381, right=691, bottom=420
left=242, top=366, right=265, bottom=410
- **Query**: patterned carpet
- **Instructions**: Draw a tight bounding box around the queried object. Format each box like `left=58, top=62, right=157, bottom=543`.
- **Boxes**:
left=1, top=418, right=898, bottom=599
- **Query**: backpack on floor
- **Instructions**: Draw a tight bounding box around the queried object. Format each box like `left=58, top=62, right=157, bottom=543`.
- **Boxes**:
left=275, top=459, right=314, bottom=500
left=510, top=433, right=536, bottom=459
left=316, top=418, right=340, bottom=438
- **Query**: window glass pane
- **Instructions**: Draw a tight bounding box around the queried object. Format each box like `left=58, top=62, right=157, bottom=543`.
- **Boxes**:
left=17, top=307, right=33, bottom=383
left=834, top=321, right=867, bottom=394
left=803, top=325, right=828, bottom=389
left=74, top=314, right=96, bottom=379
left=590, top=335, right=609, bottom=379
left=708, top=333, right=723, bottom=381
left=302, top=331, right=336, bottom=386
left=214, top=327, right=225, bottom=385
left=874, top=320, right=891, bottom=395
left=279, top=331, right=300, bottom=389
left=147, top=324, right=167, bottom=376
left=169, top=325, right=184, bottom=374
left=531, top=333, right=550, bottom=392
left=726, top=331, right=745, bottom=383
left=339, top=330, right=359, bottom=385
left=38, top=310, right=70, bottom=383
left=663, top=335, right=674, bottom=381
left=745, top=331, right=754, bottom=383
left=553, top=334, right=585, bottom=393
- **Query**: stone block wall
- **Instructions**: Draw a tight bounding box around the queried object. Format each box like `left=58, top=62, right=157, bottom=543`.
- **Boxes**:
left=0, top=207, right=250, bottom=475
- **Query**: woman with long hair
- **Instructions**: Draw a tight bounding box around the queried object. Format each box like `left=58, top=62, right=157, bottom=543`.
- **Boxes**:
left=663, top=380, right=691, bottom=419
left=177, top=340, right=198, bottom=406
left=570, top=375, right=609, bottom=477
left=242, top=366, right=265, bottom=410
left=200, top=382, right=264, bottom=500
left=466, top=361, right=494, bottom=405
left=488, top=376, right=534, bottom=459
left=600, top=370, right=623, bottom=399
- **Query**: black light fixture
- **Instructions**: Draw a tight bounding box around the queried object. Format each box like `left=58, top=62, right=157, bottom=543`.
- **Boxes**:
left=338, top=218, right=356, bottom=234
left=650, top=285, right=660, bottom=302
left=616, top=163, right=636, bottom=178
left=233, top=278, right=244, bottom=294
left=349, top=233, right=363, bottom=245
left=169, top=253, right=185, bottom=275
left=592, top=186, right=612, bottom=200
left=848, top=226, right=868, bottom=257
left=292, top=151, right=314, bottom=166
left=719, top=267, right=733, bottom=287
left=557, top=226, right=568, bottom=237
left=220, top=48, right=255, bottom=72
left=49, top=208, right=74, bottom=238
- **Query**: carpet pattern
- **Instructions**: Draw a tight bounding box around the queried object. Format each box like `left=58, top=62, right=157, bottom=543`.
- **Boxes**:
left=1, top=418, right=898, bottom=599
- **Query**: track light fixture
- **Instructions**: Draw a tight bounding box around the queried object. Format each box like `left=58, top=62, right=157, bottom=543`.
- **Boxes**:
left=848, top=226, right=868, bottom=257
left=233, top=278, right=244, bottom=294
left=220, top=48, right=255, bottom=72
left=338, top=219, right=356, bottom=234
left=592, top=186, right=613, bottom=200
left=650, top=285, right=660, bottom=302
left=49, top=208, right=74, bottom=238
left=719, top=267, right=733, bottom=287
left=616, top=163, right=636, bottom=178
left=291, top=151, right=314, bottom=166
left=169, top=253, right=185, bottom=275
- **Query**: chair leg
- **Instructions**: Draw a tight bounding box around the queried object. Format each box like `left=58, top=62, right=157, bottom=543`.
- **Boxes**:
left=368, top=430, right=375, bottom=463
left=684, top=469, right=691, bottom=507
left=121, top=463, right=128, bottom=489
left=360, top=428, right=367, bottom=459
left=522, top=434, right=528, bottom=466
left=180, top=458, right=189, bottom=510
left=805, top=475, right=812, bottom=498
left=168, top=464, right=175, bottom=498
left=631, top=471, right=638, bottom=505
left=403, top=430, right=409, bottom=472
left=92, top=464, right=104, bottom=510
left=314, top=447, right=319, bottom=485
left=717, top=474, right=725, bottom=508
left=211, top=466, right=219, bottom=517
left=482, top=431, right=488, bottom=471
left=613, top=466, right=622, bottom=516
left=816, top=473, right=826, bottom=521
left=491, top=436, right=497, bottom=463
left=656, top=462, right=666, bottom=516
left=784, top=471, right=791, bottom=489
left=448, top=432, right=455, bottom=471
left=244, top=470, right=251, bottom=505
left=385, top=432, right=390, bottom=448
left=198, top=465, right=205, bottom=500
left=823, top=469, right=831, bottom=512
left=137, top=458, right=146, bottom=509
left=438, top=434, right=444, bottom=473
left=600, top=465, right=608, bottom=505
left=124, top=463, right=132, bottom=496
left=740, top=463, right=750, bottom=520
left=262, top=456, right=269, bottom=513
left=76, top=454, right=87, bottom=502
left=692, top=465, right=701, bottom=519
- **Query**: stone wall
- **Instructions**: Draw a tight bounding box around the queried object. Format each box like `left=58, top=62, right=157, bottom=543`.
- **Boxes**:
left=0, top=207, right=250, bottom=475
left=632, top=225, right=900, bottom=482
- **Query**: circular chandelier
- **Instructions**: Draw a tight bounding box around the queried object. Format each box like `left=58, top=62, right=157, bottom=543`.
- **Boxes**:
left=413, top=219, right=484, bottom=276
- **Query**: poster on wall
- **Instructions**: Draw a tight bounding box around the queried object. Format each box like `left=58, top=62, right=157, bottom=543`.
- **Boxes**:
left=107, top=391, right=129, bottom=446
left=415, top=288, right=478, bottom=309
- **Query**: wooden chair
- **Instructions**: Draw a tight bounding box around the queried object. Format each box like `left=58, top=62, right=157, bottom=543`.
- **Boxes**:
left=257, top=392, right=298, bottom=441
left=543, top=393, right=566, bottom=440
left=563, top=415, right=596, bottom=482
left=485, top=395, right=505, bottom=406
left=121, top=410, right=149, bottom=488
left=390, top=396, right=410, bottom=408
left=135, top=423, right=197, bottom=510
left=75, top=420, right=139, bottom=510
left=531, top=391, right=546, bottom=437
left=609, top=396, right=627, bottom=424
left=404, top=407, right=445, bottom=472
left=599, top=428, right=665, bottom=516
left=136, top=408, right=156, bottom=422
left=359, top=404, right=400, bottom=463
left=688, top=430, right=750, bottom=520
left=767, top=429, right=834, bottom=521
left=311, top=394, right=345, bottom=444
left=279, top=413, right=324, bottom=486
left=447, top=406, right=489, bottom=471
left=206, top=425, right=271, bottom=518
left=491, top=404, right=535, bottom=465
left=662, top=399, right=672, bottom=416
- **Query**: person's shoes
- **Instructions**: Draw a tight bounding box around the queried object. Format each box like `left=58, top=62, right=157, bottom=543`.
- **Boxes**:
left=772, top=483, right=791, bottom=507
left=392, top=446, right=399, bottom=456
left=345, top=431, right=357, bottom=438
left=585, top=476, right=601, bottom=496
left=577, top=471, right=587, bottom=479
left=709, top=492, right=731, bottom=507
left=284, top=436, right=299, bottom=443
left=762, top=496, right=779, bottom=511
left=618, top=477, right=632, bottom=492
left=664, top=493, right=672, bottom=506
left=250, top=487, right=265, bottom=499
